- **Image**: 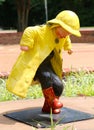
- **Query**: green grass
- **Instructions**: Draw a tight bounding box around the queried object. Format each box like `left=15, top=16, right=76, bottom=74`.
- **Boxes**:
left=31, top=108, right=75, bottom=130
left=0, top=71, right=94, bottom=101
left=63, top=71, right=94, bottom=97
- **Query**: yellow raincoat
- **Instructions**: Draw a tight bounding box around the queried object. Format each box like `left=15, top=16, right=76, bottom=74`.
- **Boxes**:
left=6, top=25, right=72, bottom=98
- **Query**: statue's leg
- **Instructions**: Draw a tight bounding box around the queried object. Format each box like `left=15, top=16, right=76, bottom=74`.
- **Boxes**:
left=35, top=63, right=64, bottom=114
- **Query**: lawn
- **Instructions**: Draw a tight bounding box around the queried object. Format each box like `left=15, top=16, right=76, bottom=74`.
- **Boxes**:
left=0, top=71, right=94, bottom=101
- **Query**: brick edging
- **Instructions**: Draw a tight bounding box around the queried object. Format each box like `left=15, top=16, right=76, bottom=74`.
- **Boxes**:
left=0, top=67, right=94, bottom=79
left=0, top=29, right=94, bottom=45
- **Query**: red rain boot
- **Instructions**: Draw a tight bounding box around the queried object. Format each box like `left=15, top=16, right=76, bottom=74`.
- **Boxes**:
left=42, top=87, right=63, bottom=114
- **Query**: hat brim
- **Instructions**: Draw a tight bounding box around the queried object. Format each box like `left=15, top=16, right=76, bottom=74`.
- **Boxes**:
left=47, top=19, right=81, bottom=37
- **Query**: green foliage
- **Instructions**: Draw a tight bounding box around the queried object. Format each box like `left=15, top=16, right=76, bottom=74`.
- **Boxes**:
left=27, top=84, right=43, bottom=99
left=0, top=71, right=94, bottom=101
left=0, top=0, right=5, bottom=5
left=0, top=78, right=19, bottom=101
left=0, top=0, right=94, bottom=29
left=64, top=71, right=94, bottom=97
left=0, top=0, right=5, bottom=3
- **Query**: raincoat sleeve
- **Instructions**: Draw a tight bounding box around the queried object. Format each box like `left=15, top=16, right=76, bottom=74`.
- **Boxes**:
left=63, top=36, right=72, bottom=50
left=20, top=27, right=36, bottom=49
left=6, top=27, right=39, bottom=98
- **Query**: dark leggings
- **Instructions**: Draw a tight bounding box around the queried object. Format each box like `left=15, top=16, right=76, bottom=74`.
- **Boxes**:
left=34, top=61, right=64, bottom=97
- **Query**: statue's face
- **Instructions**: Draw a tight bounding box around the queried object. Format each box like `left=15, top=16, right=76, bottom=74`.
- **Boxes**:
left=55, top=26, right=71, bottom=38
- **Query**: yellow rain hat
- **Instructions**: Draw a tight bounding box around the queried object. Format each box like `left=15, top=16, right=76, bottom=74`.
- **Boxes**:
left=47, top=10, right=81, bottom=37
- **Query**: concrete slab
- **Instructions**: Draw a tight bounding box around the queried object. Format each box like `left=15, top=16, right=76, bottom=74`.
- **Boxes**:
left=0, top=97, right=94, bottom=130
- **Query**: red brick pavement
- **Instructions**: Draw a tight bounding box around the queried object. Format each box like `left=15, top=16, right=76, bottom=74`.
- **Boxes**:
left=0, top=43, right=94, bottom=78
